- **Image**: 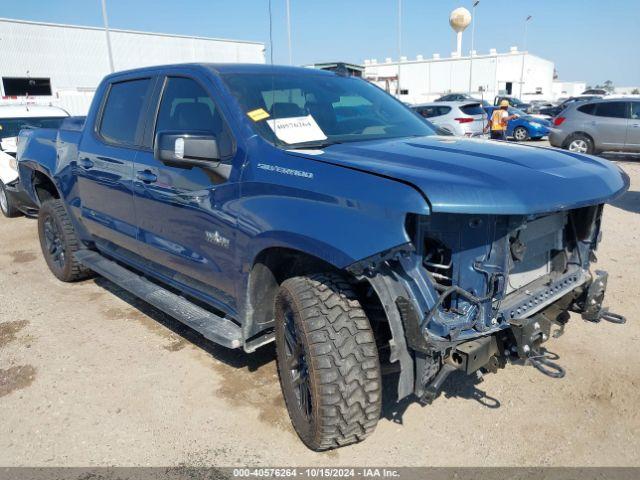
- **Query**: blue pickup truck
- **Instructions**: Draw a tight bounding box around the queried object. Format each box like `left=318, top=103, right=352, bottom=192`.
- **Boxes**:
left=18, top=63, right=628, bottom=450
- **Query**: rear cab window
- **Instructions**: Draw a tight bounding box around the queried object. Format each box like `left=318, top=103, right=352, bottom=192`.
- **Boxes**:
left=98, top=78, right=152, bottom=146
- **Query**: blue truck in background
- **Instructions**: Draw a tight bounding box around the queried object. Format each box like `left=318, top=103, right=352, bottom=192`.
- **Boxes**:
left=17, top=63, right=629, bottom=451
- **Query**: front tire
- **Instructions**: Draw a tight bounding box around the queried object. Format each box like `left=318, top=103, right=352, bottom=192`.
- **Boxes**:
left=37, top=199, right=91, bottom=282
left=513, top=126, right=529, bottom=141
left=274, top=273, right=382, bottom=451
left=0, top=181, right=21, bottom=218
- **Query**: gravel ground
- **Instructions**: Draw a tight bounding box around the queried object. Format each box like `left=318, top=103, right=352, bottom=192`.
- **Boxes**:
left=1, top=151, right=639, bottom=467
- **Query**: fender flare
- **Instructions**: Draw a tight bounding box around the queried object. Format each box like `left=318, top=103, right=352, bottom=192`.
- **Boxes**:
left=18, top=161, right=62, bottom=205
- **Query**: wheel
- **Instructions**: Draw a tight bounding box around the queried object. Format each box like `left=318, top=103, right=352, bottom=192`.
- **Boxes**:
left=566, top=134, right=594, bottom=154
left=0, top=181, right=21, bottom=218
left=274, top=273, right=382, bottom=451
left=37, top=199, right=91, bottom=282
left=513, top=126, right=529, bottom=141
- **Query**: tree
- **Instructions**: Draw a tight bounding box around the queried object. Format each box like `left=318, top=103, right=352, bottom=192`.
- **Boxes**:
left=632, top=88, right=640, bottom=95
left=603, top=80, right=614, bottom=93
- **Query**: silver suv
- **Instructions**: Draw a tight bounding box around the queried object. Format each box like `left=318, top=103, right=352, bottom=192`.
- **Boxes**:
left=549, top=98, right=640, bottom=154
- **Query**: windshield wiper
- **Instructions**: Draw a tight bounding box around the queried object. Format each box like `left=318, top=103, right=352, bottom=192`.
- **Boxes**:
left=285, top=140, right=342, bottom=150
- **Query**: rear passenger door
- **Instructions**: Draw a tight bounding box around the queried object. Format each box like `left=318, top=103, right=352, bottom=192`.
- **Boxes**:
left=77, top=76, right=154, bottom=253
left=626, top=102, right=640, bottom=151
left=590, top=101, right=628, bottom=150
left=132, top=74, right=240, bottom=314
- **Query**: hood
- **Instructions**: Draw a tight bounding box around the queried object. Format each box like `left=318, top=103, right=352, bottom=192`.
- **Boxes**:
left=288, top=136, right=628, bottom=215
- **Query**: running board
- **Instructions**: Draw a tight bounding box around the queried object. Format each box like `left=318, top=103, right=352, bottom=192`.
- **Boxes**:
left=75, top=250, right=242, bottom=349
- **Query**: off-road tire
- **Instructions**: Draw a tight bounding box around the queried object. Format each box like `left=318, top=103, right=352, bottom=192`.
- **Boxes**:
left=0, top=181, right=21, bottom=218
left=274, top=273, right=382, bottom=451
left=38, top=199, right=91, bottom=282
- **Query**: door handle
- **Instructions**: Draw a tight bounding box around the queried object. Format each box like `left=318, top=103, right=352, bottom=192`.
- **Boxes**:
left=632, top=124, right=640, bottom=128
left=78, top=158, right=94, bottom=169
left=136, top=170, right=158, bottom=184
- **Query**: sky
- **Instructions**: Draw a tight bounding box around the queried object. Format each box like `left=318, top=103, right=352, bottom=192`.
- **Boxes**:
left=6, top=0, right=640, bottom=86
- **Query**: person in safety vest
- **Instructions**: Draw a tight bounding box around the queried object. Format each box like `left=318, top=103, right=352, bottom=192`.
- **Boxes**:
left=487, top=99, right=519, bottom=140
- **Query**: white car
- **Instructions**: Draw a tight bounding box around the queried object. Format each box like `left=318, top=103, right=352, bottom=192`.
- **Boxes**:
left=412, top=101, right=487, bottom=137
left=0, top=104, right=68, bottom=217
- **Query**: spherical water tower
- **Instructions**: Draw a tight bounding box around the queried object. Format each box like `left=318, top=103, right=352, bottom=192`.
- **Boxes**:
left=449, top=7, right=472, bottom=57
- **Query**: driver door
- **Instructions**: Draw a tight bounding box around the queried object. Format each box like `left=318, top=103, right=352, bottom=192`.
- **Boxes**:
left=133, top=74, right=240, bottom=314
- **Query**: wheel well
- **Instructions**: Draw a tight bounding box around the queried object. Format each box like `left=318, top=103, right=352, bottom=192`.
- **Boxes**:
left=246, top=248, right=339, bottom=333
left=564, top=131, right=594, bottom=147
left=31, top=171, right=60, bottom=204
left=245, top=248, right=392, bottom=352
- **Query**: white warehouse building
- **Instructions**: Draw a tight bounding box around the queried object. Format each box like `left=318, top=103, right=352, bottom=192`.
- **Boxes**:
left=0, top=18, right=265, bottom=115
left=363, top=48, right=555, bottom=105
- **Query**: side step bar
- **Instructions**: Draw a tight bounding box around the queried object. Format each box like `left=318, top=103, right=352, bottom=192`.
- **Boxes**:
left=75, top=250, right=242, bottom=349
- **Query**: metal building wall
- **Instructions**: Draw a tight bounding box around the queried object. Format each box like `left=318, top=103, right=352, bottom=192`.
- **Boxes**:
left=0, top=18, right=265, bottom=113
left=364, top=51, right=554, bottom=104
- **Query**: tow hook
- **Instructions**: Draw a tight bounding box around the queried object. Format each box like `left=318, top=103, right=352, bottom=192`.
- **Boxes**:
left=526, top=348, right=565, bottom=378
left=509, top=315, right=566, bottom=378
left=581, top=270, right=626, bottom=324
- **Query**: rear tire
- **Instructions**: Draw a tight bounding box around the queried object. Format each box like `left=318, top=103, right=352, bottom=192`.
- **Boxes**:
left=274, top=273, right=382, bottom=451
left=37, top=199, right=91, bottom=282
left=513, top=126, right=529, bottom=141
left=0, top=181, right=21, bottom=218
left=566, top=134, right=594, bottom=154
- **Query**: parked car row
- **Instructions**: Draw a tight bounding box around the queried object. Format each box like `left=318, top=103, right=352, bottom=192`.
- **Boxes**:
left=414, top=94, right=640, bottom=156
left=412, top=101, right=551, bottom=141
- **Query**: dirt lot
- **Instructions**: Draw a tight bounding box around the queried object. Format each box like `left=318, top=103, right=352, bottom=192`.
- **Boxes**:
left=1, top=156, right=639, bottom=467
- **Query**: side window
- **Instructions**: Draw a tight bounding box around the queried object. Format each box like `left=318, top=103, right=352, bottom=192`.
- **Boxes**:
left=155, top=76, right=233, bottom=159
left=99, top=78, right=151, bottom=146
left=594, top=102, right=627, bottom=119
left=577, top=103, right=596, bottom=115
left=439, top=106, right=452, bottom=116
left=630, top=103, right=640, bottom=120
left=417, top=107, right=436, bottom=118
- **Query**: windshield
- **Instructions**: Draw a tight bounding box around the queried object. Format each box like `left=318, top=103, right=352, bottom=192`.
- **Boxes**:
left=0, top=116, right=67, bottom=140
left=221, top=72, right=436, bottom=147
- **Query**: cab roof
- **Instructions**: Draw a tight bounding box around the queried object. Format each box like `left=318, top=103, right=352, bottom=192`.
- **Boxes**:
left=106, top=62, right=335, bottom=80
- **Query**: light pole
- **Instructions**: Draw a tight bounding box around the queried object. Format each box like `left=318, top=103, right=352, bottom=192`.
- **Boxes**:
left=519, top=15, right=532, bottom=98
left=397, top=0, right=402, bottom=97
left=100, top=0, right=115, bottom=73
left=286, top=0, right=292, bottom=65
left=468, top=0, right=479, bottom=95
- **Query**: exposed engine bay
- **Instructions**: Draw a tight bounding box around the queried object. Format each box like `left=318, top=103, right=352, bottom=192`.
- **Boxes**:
left=351, top=204, right=625, bottom=403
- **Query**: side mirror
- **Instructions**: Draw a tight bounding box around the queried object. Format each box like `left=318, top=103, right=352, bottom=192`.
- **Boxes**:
left=154, top=131, right=220, bottom=168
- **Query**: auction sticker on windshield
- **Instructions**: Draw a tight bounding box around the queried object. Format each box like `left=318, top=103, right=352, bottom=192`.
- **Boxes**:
left=266, top=115, right=327, bottom=144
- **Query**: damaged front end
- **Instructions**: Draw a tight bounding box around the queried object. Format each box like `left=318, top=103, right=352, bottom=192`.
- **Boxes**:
left=348, top=205, right=624, bottom=403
